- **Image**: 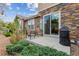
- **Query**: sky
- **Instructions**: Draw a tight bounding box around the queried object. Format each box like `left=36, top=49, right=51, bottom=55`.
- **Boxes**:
left=0, top=3, right=38, bottom=22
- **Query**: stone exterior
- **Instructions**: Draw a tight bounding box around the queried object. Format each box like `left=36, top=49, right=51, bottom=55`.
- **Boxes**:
left=38, top=3, right=79, bottom=40
left=38, top=3, right=79, bottom=55
left=61, top=4, right=79, bottom=40
left=34, top=17, right=41, bottom=28
left=22, top=3, right=79, bottom=55
left=70, top=44, right=79, bottom=56
left=24, top=3, right=79, bottom=41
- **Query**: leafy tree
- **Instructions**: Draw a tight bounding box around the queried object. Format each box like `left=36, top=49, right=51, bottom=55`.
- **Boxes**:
left=0, top=19, right=5, bottom=27
left=5, top=16, right=20, bottom=33
left=6, top=23, right=16, bottom=33
left=0, top=19, right=6, bottom=31
left=14, top=16, right=20, bottom=29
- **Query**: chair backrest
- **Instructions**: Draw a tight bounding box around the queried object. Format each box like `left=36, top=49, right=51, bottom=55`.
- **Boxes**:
left=35, top=27, right=41, bottom=33
left=27, top=29, right=31, bottom=35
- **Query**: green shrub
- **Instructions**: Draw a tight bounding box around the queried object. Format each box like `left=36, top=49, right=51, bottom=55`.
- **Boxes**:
left=4, top=32, right=11, bottom=37
left=6, top=44, right=24, bottom=55
left=17, top=40, right=29, bottom=46
left=39, top=47, right=53, bottom=56
left=54, top=51, right=68, bottom=56
left=6, top=44, right=14, bottom=54
left=6, top=40, right=69, bottom=56
left=11, top=44, right=24, bottom=53
left=20, top=45, right=68, bottom=56
left=20, top=45, right=40, bottom=56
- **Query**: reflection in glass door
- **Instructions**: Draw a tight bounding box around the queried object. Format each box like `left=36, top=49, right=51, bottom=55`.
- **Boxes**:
left=51, top=12, right=59, bottom=34
left=43, top=12, right=59, bottom=35
left=44, top=15, right=50, bottom=34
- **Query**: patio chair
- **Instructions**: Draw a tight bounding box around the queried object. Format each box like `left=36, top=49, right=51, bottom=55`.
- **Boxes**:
left=35, top=26, right=42, bottom=37
left=27, top=29, right=36, bottom=39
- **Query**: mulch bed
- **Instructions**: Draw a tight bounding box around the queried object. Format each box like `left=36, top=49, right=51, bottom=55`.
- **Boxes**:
left=0, top=34, right=11, bottom=56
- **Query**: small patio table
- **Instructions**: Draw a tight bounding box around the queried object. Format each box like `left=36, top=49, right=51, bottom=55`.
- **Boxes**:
left=28, top=31, right=36, bottom=39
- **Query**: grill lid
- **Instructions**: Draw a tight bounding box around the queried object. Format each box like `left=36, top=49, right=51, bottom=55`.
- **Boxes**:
left=60, top=25, right=69, bottom=31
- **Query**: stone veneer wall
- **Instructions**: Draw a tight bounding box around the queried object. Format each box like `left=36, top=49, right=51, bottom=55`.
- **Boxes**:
left=24, top=3, right=79, bottom=55
left=25, top=16, right=41, bottom=31
left=39, top=3, right=79, bottom=40
left=38, top=3, right=79, bottom=55
left=34, top=17, right=40, bottom=28
left=25, top=3, right=79, bottom=40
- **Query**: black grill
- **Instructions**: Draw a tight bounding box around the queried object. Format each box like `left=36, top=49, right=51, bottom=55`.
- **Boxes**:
left=60, top=25, right=70, bottom=46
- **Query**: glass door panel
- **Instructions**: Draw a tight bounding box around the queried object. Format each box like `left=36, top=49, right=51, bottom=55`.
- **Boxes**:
left=44, top=15, right=50, bottom=34
left=51, top=12, right=59, bottom=34
left=43, top=12, right=59, bottom=35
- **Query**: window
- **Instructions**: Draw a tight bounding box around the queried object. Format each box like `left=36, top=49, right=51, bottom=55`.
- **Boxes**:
left=40, top=19, right=43, bottom=31
left=28, top=19, right=35, bottom=30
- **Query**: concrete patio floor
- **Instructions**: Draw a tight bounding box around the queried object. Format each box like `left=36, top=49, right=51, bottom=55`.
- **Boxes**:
left=26, top=35, right=70, bottom=54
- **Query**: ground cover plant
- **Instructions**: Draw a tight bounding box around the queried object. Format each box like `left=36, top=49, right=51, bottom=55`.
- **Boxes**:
left=6, top=40, right=69, bottom=56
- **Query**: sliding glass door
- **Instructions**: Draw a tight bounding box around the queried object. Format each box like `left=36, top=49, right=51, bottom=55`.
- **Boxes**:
left=43, top=12, right=59, bottom=35
left=51, top=12, right=59, bottom=34
left=44, top=15, right=50, bottom=34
